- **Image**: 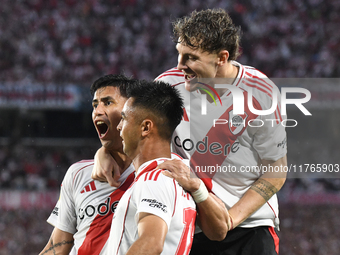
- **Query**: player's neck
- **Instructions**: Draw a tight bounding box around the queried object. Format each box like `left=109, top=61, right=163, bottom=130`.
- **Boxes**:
left=210, top=62, right=239, bottom=98
left=110, top=151, right=132, bottom=174
left=132, top=138, right=171, bottom=170
left=217, top=61, right=239, bottom=80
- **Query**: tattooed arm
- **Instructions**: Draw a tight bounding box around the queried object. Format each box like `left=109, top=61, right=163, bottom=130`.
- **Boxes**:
left=228, top=155, right=287, bottom=228
left=39, top=227, right=74, bottom=255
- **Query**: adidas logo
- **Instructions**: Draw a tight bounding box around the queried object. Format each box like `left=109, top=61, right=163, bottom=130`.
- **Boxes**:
left=81, top=181, right=97, bottom=194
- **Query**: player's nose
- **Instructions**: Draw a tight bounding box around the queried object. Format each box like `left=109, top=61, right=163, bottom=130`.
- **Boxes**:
left=117, top=119, right=123, bottom=131
left=93, top=103, right=105, bottom=116
left=177, top=55, right=187, bottom=71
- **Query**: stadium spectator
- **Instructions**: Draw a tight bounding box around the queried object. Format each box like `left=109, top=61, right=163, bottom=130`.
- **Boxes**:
left=0, top=0, right=339, bottom=86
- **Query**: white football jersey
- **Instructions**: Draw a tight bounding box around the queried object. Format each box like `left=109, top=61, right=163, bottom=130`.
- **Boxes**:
left=156, top=61, right=287, bottom=228
left=106, top=158, right=196, bottom=255
left=47, top=160, right=135, bottom=255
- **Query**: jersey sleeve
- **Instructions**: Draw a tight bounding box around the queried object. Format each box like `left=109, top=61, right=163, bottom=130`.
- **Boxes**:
left=47, top=200, right=60, bottom=227
left=55, top=165, right=77, bottom=234
left=154, top=68, right=185, bottom=85
left=251, top=85, right=287, bottom=161
left=134, top=172, right=176, bottom=229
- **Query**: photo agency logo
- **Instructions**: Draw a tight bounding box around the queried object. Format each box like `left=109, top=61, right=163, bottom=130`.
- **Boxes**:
left=198, top=80, right=312, bottom=128
left=187, top=79, right=313, bottom=179
left=197, top=82, right=223, bottom=114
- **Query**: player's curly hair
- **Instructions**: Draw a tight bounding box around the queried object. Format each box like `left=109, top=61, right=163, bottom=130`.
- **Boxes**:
left=173, top=8, right=241, bottom=60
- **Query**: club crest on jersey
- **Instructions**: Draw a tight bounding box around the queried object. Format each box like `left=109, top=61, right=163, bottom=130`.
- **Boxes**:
left=228, top=110, right=248, bottom=135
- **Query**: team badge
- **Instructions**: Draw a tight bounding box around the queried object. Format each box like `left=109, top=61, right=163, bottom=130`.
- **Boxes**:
left=228, top=110, right=248, bottom=135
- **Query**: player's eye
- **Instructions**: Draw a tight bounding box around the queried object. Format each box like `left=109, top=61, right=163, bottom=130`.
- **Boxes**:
left=188, top=55, right=197, bottom=61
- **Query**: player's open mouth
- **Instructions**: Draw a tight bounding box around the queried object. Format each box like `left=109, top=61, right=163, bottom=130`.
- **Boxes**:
left=185, top=74, right=196, bottom=81
left=95, top=120, right=109, bottom=138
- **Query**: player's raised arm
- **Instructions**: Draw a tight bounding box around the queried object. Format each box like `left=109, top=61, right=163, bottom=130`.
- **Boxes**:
left=39, top=227, right=74, bottom=255
left=159, top=159, right=230, bottom=241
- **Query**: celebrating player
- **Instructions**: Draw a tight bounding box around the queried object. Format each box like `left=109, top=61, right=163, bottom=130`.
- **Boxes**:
left=156, top=8, right=287, bottom=255
left=39, top=74, right=136, bottom=255
left=93, top=8, right=287, bottom=255
left=105, top=80, right=196, bottom=255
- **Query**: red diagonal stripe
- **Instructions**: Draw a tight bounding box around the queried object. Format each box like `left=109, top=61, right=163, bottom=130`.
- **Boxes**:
left=191, top=92, right=260, bottom=191
left=77, top=173, right=135, bottom=255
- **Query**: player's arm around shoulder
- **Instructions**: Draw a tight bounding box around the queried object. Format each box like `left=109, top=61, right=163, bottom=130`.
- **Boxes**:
left=229, top=154, right=287, bottom=228
left=158, top=160, right=230, bottom=241
left=195, top=189, right=230, bottom=240
left=39, top=227, right=74, bottom=255
left=260, top=155, right=287, bottom=189
left=91, top=146, right=123, bottom=187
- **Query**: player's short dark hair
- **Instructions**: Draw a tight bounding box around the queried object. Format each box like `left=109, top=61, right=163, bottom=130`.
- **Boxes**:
left=90, top=74, right=135, bottom=97
left=173, top=8, right=241, bottom=60
left=126, top=80, right=184, bottom=141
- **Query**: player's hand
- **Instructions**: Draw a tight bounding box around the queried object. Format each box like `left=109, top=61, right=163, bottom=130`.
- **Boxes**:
left=157, top=159, right=201, bottom=193
left=91, top=147, right=121, bottom=187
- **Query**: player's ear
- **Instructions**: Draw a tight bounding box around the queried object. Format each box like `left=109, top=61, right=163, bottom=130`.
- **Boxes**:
left=217, top=50, right=229, bottom=66
left=141, top=119, right=153, bottom=137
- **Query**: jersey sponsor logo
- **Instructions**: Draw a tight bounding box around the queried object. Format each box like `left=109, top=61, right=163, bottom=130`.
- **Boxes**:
left=80, top=181, right=97, bottom=194
left=78, top=197, right=119, bottom=220
left=174, top=135, right=239, bottom=157
left=141, top=198, right=167, bottom=213
left=77, top=172, right=134, bottom=254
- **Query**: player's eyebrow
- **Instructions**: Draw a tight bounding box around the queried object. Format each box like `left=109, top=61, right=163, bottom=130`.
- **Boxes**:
left=102, top=96, right=115, bottom=101
left=92, top=96, right=115, bottom=104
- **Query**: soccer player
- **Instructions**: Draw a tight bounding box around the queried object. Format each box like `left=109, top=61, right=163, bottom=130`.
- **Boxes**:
left=39, top=74, right=136, bottom=255
left=155, top=9, right=287, bottom=255
left=105, top=80, right=196, bottom=255
left=93, top=8, right=287, bottom=255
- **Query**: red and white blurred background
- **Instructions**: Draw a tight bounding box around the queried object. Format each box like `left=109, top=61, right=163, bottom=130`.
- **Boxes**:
left=1, top=1, right=340, bottom=254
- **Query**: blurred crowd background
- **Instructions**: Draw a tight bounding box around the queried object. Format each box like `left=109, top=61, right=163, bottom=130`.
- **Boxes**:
left=1, top=0, right=339, bottom=254
left=1, top=0, right=340, bottom=85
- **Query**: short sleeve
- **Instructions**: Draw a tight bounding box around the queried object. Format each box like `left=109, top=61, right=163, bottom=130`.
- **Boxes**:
left=55, top=166, right=77, bottom=234
left=134, top=173, right=175, bottom=229
left=251, top=86, right=287, bottom=161
left=47, top=200, right=60, bottom=227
